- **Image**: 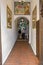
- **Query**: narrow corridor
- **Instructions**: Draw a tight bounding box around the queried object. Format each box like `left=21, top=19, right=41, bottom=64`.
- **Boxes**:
left=4, top=41, right=39, bottom=65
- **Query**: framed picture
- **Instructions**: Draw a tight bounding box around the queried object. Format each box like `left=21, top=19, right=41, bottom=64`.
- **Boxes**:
left=7, top=6, right=12, bottom=28
left=32, top=6, right=37, bottom=28
left=14, top=2, right=30, bottom=15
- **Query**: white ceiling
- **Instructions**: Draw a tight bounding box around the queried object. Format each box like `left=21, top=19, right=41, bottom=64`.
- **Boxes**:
left=14, top=0, right=31, bottom=2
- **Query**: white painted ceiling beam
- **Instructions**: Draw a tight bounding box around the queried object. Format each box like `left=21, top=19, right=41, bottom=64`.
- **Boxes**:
left=14, top=0, right=31, bottom=2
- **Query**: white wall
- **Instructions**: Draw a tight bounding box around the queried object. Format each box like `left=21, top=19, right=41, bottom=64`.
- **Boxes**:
left=31, top=0, right=39, bottom=55
left=14, top=0, right=31, bottom=2
left=1, top=0, right=17, bottom=64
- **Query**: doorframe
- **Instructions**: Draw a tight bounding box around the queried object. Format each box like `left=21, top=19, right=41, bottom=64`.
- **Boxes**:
left=15, top=17, right=29, bottom=42
left=36, top=20, right=39, bottom=59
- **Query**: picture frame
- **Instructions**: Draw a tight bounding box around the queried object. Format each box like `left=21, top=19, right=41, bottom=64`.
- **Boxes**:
left=7, top=6, right=12, bottom=28
left=14, top=2, right=30, bottom=15
left=32, top=6, right=37, bottom=28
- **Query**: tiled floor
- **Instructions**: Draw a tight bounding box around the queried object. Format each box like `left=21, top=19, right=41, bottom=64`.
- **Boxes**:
left=4, top=41, right=39, bottom=65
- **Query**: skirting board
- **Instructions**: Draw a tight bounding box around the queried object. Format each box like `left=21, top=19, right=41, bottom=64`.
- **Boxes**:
left=31, top=44, right=36, bottom=55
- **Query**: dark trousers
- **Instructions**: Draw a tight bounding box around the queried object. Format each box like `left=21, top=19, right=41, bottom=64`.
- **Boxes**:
left=22, top=33, right=25, bottom=39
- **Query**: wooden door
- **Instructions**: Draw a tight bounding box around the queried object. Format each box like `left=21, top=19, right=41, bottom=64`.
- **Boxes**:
left=39, top=0, right=43, bottom=64
left=36, top=21, right=39, bottom=59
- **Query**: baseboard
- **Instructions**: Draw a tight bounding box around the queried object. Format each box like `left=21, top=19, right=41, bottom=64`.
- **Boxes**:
left=2, top=38, right=17, bottom=65
left=2, top=46, right=13, bottom=65
left=31, top=44, right=36, bottom=55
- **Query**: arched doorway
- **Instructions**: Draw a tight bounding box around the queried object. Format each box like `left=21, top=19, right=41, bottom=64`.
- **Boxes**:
left=15, top=17, right=29, bottom=41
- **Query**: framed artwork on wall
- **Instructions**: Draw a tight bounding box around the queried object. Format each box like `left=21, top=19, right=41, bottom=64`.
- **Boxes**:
left=32, top=6, right=37, bottom=28
left=14, top=2, right=30, bottom=15
left=7, top=6, right=12, bottom=28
